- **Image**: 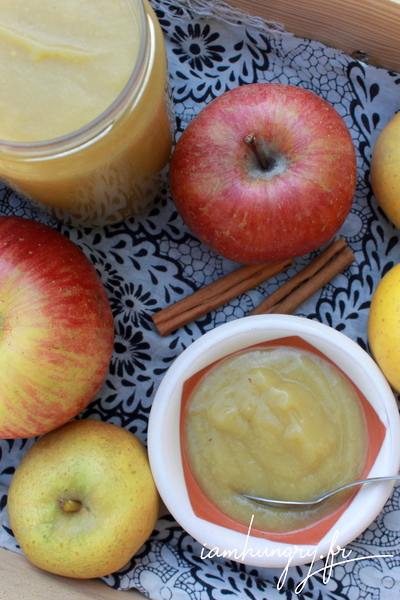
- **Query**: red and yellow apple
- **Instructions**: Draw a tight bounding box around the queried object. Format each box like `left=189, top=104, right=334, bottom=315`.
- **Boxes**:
left=370, top=111, right=400, bottom=228
left=7, top=418, right=160, bottom=578
left=169, top=83, right=357, bottom=264
left=0, top=216, right=114, bottom=438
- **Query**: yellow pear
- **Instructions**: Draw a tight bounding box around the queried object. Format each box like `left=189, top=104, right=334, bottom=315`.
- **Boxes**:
left=368, top=263, right=400, bottom=393
left=370, top=111, right=400, bottom=228
left=7, top=419, right=160, bottom=579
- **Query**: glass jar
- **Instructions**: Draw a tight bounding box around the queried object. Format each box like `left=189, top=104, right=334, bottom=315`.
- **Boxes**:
left=0, top=0, right=173, bottom=226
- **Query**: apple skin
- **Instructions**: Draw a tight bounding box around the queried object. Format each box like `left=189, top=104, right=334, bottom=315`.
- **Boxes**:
left=370, top=111, right=400, bottom=228
left=0, top=216, right=114, bottom=439
left=368, top=263, right=400, bottom=393
left=169, top=83, right=357, bottom=264
left=7, top=419, right=160, bottom=579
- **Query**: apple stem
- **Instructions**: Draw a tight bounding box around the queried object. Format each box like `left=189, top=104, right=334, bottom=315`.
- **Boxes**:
left=59, top=499, right=82, bottom=513
left=244, top=132, right=270, bottom=171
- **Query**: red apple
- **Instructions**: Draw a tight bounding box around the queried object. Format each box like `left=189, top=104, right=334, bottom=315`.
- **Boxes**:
left=0, top=217, right=114, bottom=439
left=169, top=83, right=357, bottom=264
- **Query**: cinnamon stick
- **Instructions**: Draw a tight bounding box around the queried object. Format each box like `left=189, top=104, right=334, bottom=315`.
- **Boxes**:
left=152, top=259, right=291, bottom=336
left=249, top=238, right=355, bottom=316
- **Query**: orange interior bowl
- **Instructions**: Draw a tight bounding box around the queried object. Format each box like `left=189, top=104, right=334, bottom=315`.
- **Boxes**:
left=180, top=335, right=386, bottom=546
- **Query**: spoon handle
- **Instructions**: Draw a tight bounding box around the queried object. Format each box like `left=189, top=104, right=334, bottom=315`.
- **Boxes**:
left=242, top=475, right=400, bottom=510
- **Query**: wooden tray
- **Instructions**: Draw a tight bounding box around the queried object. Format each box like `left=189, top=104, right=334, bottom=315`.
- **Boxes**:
left=230, top=0, right=400, bottom=72
left=2, top=0, right=399, bottom=598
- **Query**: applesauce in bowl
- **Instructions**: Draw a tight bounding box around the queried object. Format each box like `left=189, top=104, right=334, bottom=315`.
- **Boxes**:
left=182, top=343, right=368, bottom=534
left=148, top=315, right=400, bottom=567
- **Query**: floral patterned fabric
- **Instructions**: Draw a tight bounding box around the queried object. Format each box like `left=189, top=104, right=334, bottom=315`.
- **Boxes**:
left=1, top=0, right=400, bottom=598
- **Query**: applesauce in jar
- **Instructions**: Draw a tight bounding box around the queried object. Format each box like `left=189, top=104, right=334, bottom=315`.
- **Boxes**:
left=0, top=0, right=172, bottom=226
left=183, top=345, right=368, bottom=533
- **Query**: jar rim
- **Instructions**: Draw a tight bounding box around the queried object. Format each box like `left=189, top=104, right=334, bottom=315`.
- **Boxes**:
left=0, top=0, right=149, bottom=157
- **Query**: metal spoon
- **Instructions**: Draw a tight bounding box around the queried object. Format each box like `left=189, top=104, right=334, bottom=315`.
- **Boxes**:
left=241, top=475, right=400, bottom=510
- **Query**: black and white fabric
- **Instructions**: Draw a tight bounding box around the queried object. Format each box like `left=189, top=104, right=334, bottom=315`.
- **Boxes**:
left=1, top=0, right=400, bottom=598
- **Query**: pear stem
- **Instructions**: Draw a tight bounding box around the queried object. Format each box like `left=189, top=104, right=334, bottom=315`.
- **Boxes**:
left=59, top=499, right=82, bottom=512
left=244, top=132, right=270, bottom=171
